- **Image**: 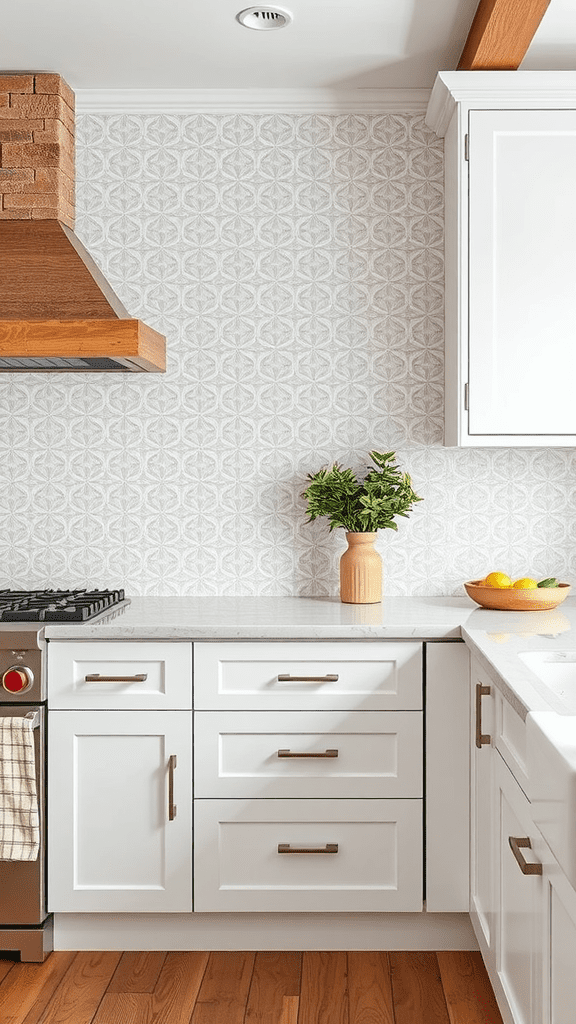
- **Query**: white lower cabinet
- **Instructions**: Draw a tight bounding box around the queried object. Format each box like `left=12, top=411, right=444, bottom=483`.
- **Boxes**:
left=193, top=798, right=422, bottom=912
left=48, top=710, right=192, bottom=913
left=193, top=640, right=426, bottom=914
left=469, top=659, right=576, bottom=1024
left=45, top=637, right=475, bottom=924
left=536, top=837, right=576, bottom=1024
left=494, top=753, right=542, bottom=1024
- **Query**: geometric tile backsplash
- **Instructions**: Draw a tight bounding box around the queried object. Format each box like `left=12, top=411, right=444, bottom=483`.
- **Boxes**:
left=1, top=111, right=575, bottom=596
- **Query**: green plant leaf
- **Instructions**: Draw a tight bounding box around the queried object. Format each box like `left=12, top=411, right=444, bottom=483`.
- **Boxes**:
left=301, top=450, right=423, bottom=533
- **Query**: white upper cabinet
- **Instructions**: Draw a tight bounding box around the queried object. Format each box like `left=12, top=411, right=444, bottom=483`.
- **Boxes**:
left=426, top=71, right=576, bottom=446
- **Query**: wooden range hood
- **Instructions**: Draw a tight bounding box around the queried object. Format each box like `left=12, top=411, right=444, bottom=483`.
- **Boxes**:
left=0, top=73, right=165, bottom=372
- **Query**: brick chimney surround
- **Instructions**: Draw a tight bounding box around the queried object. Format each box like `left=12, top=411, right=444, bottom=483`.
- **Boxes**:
left=0, top=73, right=75, bottom=227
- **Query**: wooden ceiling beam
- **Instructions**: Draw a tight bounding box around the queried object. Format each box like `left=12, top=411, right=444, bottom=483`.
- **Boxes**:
left=457, top=0, right=552, bottom=70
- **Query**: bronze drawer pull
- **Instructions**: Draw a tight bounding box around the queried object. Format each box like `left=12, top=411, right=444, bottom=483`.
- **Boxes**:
left=475, top=683, right=491, bottom=748
left=168, top=755, right=177, bottom=821
left=278, top=749, right=339, bottom=758
left=278, top=843, right=338, bottom=854
left=84, top=673, right=148, bottom=683
left=277, top=674, right=338, bottom=683
left=509, top=836, right=542, bottom=875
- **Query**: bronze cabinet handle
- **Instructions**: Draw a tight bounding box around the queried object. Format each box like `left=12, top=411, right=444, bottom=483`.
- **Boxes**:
left=509, top=836, right=542, bottom=875
left=278, top=843, right=338, bottom=854
left=277, top=674, right=338, bottom=683
left=475, top=683, right=491, bottom=748
left=278, top=749, right=339, bottom=758
left=168, top=755, right=177, bottom=821
left=84, top=673, right=148, bottom=683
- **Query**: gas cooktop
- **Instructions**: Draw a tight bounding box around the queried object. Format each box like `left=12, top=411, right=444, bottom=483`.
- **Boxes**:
left=0, top=589, right=126, bottom=622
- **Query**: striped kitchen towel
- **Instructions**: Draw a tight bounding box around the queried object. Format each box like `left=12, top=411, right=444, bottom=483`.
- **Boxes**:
left=0, top=716, right=40, bottom=861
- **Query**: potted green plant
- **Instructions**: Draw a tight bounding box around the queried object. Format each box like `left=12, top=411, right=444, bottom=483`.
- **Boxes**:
left=302, top=450, right=423, bottom=603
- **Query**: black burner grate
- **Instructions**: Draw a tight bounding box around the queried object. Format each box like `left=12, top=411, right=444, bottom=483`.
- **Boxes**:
left=0, top=589, right=126, bottom=622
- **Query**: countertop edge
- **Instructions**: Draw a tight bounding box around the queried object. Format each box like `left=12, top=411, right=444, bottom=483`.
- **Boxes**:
left=43, top=625, right=466, bottom=640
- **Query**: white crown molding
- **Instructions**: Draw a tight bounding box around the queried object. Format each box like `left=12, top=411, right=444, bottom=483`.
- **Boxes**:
left=75, top=87, right=431, bottom=114
left=426, top=71, right=576, bottom=137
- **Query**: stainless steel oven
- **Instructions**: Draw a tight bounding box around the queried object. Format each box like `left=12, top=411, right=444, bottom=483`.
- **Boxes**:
left=0, top=631, right=51, bottom=962
left=0, top=590, right=129, bottom=961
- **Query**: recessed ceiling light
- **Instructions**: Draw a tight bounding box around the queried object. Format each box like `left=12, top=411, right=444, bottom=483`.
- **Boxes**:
left=236, top=7, right=293, bottom=30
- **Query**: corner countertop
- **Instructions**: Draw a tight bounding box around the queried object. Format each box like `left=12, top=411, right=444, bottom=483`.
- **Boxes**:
left=42, top=594, right=576, bottom=720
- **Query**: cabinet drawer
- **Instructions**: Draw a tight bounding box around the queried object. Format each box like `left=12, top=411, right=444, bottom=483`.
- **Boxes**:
left=193, top=798, right=422, bottom=912
left=194, top=642, right=422, bottom=711
left=48, top=641, right=192, bottom=709
left=194, top=710, right=422, bottom=798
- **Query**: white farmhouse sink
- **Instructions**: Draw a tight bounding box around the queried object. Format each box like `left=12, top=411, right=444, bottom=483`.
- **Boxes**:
left=527, top=710, right=576, bottom=888
left=519, top=650, right=576, bottom=714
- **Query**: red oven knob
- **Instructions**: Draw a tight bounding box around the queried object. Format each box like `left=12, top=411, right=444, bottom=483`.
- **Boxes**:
left=2, top=666, right=34, bottom=693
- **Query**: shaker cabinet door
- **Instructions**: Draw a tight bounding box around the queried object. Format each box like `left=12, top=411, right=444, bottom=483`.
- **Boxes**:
left=468, top=109, right=576, bottom=443
left=48, top=710, right=192, bottom=912
left=494, top=752, right=543, bottom=1024
left=542, top=847, right=576, bottom=1024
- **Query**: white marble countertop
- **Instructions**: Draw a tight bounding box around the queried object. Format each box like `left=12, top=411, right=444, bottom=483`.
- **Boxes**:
left=42, top=594, right=576, bottom=720
left=461, top=602, right=576, bottom=719
left=43, top=595, right=473, bottom=641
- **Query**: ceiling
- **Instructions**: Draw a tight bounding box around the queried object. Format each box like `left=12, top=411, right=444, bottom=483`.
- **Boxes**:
left=520, top=0, right=576, bottom=70
left=0, top=0, right=574, bottom=92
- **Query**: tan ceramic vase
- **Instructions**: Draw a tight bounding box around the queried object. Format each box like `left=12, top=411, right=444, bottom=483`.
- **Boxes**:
left=339, top=532, right=382, bottom=604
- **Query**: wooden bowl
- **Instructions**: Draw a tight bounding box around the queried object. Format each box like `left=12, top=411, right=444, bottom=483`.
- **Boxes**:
left=464, top=581, right=571, bottom=611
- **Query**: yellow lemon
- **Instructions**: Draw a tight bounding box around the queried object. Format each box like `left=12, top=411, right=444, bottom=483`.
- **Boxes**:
left=512, top=578, right=538, bottom=589
left=485, top=571, right=512, bottom=589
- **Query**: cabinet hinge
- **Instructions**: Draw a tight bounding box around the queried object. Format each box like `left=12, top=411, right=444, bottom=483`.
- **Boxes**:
left=464, top=382, right=469, bottom=410
left=464, top=134, right=469, bottom=161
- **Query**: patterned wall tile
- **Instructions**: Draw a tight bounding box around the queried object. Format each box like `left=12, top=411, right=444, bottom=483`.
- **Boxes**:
left=0, top=111, right=575, bottom=596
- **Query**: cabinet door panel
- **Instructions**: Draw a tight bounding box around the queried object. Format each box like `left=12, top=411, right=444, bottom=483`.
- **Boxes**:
left=495, top=753, right=543, bottom=1024
left=48, top=710, right=192, bottom=912
left=532, top=831, right=576, bottom=1024
left=549, top=883, right=576, bottom=1024
left=468, top=109, right=576, bottom=438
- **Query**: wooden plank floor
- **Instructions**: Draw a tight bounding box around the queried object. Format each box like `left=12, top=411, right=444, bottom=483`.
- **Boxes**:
left=0, top=951, right=504, bottom=1024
